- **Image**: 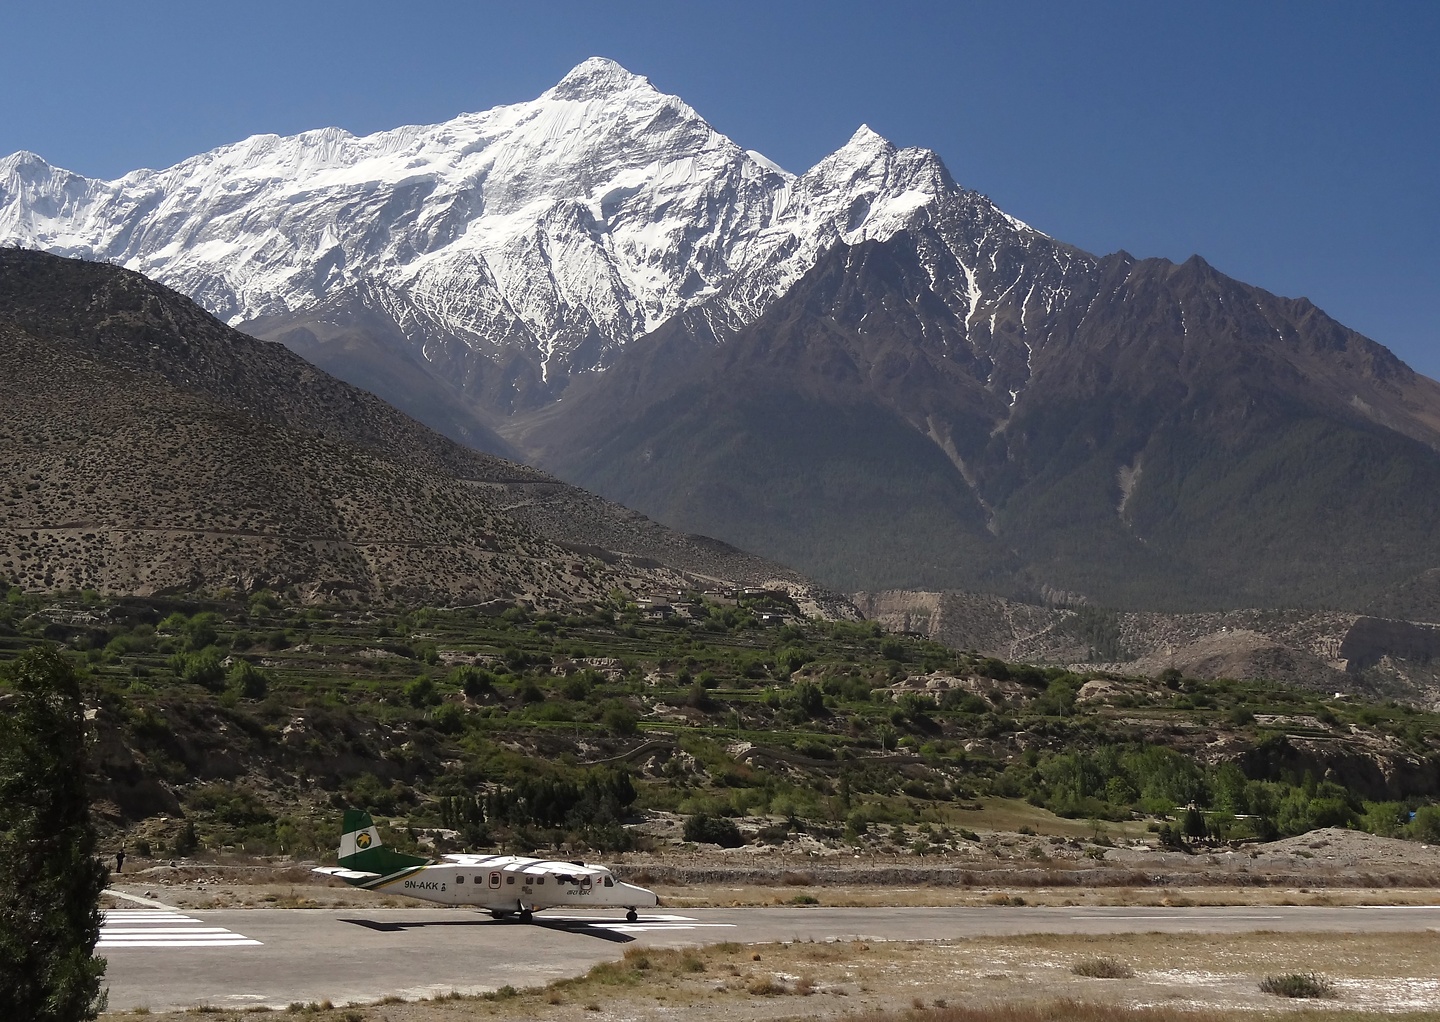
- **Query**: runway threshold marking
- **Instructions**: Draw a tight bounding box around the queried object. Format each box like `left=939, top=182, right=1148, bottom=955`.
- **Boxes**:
left=99, top=910, right=262, bottom=949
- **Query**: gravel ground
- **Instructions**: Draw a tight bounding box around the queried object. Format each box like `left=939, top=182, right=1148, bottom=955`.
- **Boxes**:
left=102, top=828, right=1440, bottom=913
left=99, top=931, right=1440, bottom=1021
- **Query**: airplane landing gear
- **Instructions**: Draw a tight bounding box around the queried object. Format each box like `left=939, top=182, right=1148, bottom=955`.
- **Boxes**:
left=625, top=908, right=638, bottom=922
left=490, top=910, right=513, bottom=919
left=519, top=909, right=533, bottom=923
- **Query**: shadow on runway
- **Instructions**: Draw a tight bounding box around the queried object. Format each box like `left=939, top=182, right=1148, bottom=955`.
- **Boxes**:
left=339, top=916, right=635, bottom=943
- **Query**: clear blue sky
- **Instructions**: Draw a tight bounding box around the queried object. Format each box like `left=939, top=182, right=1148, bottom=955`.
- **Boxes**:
left=4, top=1, right=1436, bottom=378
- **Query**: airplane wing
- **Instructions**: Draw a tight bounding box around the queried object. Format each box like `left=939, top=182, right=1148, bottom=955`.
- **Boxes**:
left=313, top=865, right=381, bottom=881
left=441, top=853, right=507, bottom=866
left=437, top=854, right=612, bottom=882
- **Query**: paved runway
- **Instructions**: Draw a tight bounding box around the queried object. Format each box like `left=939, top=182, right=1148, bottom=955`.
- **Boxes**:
left=102, top=903, right=1440, bottom=1011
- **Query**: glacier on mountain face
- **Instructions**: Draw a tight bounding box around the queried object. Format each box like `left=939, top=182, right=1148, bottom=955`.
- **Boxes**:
left=0, top=56, right=1085, bottom=407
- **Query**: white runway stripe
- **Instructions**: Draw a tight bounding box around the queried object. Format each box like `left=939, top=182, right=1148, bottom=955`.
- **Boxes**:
left=101, top=910, right=197, bottom=923
left=102, top=927, right=235, bottom=934
left=100, top=909, right=261, bottom=949
left=100, top=939, right=262, bottom=948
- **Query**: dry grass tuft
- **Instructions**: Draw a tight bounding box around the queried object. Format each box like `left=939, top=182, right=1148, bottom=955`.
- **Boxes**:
left=1070, top=956, right=1136, bottom=979
left=1258, top=972, right=1335, bottom=998
left=745, top=975, right=787, bottom=996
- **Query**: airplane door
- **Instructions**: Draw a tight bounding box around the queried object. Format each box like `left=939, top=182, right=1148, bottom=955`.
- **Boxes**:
left=489, top=871, right=501, bottom=890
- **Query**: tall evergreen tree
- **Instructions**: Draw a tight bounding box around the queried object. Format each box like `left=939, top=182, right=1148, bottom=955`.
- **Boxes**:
left=0, top=646, right=109, bottom=1021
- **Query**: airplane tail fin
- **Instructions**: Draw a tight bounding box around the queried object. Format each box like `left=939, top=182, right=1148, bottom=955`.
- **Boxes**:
left=335, top=808, right=430, bottom=875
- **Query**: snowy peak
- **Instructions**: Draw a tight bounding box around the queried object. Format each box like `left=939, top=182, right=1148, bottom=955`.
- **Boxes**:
left=1, top=150, right=55, bottom=178
left=0, top=57, right=1057, bottom=408
left=821, top=125, right=951, bottom=187
left=772, top=124, right=955, bottom=254
left=840, top=124, right=895, bottom=157
left=546, top=57, right=657, bottom=102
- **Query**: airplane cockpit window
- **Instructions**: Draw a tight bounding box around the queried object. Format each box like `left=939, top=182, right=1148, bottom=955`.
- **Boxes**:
left=603, top=877, right=613, bottom=887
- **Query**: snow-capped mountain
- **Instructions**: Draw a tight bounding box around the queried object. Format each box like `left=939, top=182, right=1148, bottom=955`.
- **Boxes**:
left=10, top=57, right=1440, bottom=613
left=0, top=57, right=1072, bottom=405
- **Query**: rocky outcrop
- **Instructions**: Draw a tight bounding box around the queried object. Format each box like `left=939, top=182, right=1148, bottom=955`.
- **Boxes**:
left=859, top=589, right=1440, bottom=707
left=1339, top=617, right=1440, bottom=672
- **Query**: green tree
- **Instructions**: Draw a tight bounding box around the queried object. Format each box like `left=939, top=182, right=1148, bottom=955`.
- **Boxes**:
left=184, top=612, right=221, bottom=651
left=0, top=647, right=109, bottom=1021
left=1182, top=805, right=1207, bottom=841
left=404, top=676, right=439, bottom=708
left=787, top=680, right=826, bottom=718
left=602, top=703, right=639, bottom=736
left=227, top=659, right=268, bottom=700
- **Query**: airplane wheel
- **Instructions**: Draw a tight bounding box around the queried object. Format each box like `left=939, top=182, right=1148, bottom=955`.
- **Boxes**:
left=626, top=909, right=638, bottom=922
left=490, top=910, right=513, bottom=919
left=519, top=909, right=533, bottom=923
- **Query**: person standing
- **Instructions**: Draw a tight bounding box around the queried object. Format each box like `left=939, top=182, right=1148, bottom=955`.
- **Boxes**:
left=115, top=846, right=125, bottom=874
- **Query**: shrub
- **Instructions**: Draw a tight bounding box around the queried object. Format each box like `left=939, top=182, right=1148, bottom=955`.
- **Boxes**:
left=432, top=703, right=465, bottom=734
left=1410, top=804, right=1440, bottom=843
left=171, top=649, right=225, bottom=690
left=1259, top=972, right=1334, bottom=999
left=683, top=813, right=743, bottom=847
left=452, top=665, right=494, bottom=699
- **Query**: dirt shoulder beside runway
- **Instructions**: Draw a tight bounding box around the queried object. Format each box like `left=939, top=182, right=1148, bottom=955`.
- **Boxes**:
left=103, top=930, right=1440, bottom=1021
left=103, top=826, right=1440, bottom=912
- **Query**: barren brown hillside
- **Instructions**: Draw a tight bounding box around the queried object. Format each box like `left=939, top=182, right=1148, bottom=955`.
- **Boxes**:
left=0, top=250, right=842, bottom=610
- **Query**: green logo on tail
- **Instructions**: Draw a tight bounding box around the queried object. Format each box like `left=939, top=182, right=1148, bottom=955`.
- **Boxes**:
left=336, top=809, right=429, bottom=882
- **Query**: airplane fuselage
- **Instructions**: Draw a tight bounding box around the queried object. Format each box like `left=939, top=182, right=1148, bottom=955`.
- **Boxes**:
left=358, top=857, right=655, bottom=915
left=317, top=813, right=657, bottom=921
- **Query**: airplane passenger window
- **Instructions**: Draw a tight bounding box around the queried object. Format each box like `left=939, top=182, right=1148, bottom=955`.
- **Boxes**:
left=456, top=876, right=465, bottom=884
left=507, top=876, right=515, bottom=884
left=536, top=877, right=544, bottom=884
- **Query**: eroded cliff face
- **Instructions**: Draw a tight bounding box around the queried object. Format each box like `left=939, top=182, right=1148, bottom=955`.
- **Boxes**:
left=858, top=590, right=1440, bottom=708
left=1339, top=617, right=1440, bottom=672
left=1238, top=735, right=1440, bottom=803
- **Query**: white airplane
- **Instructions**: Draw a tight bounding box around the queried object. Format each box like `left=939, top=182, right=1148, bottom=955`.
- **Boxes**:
left=313, top=809, right=658, bottom=922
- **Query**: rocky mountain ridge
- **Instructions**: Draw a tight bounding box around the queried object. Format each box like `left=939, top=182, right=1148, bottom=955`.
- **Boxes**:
left=518, top=232, right=1440, bottom=608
